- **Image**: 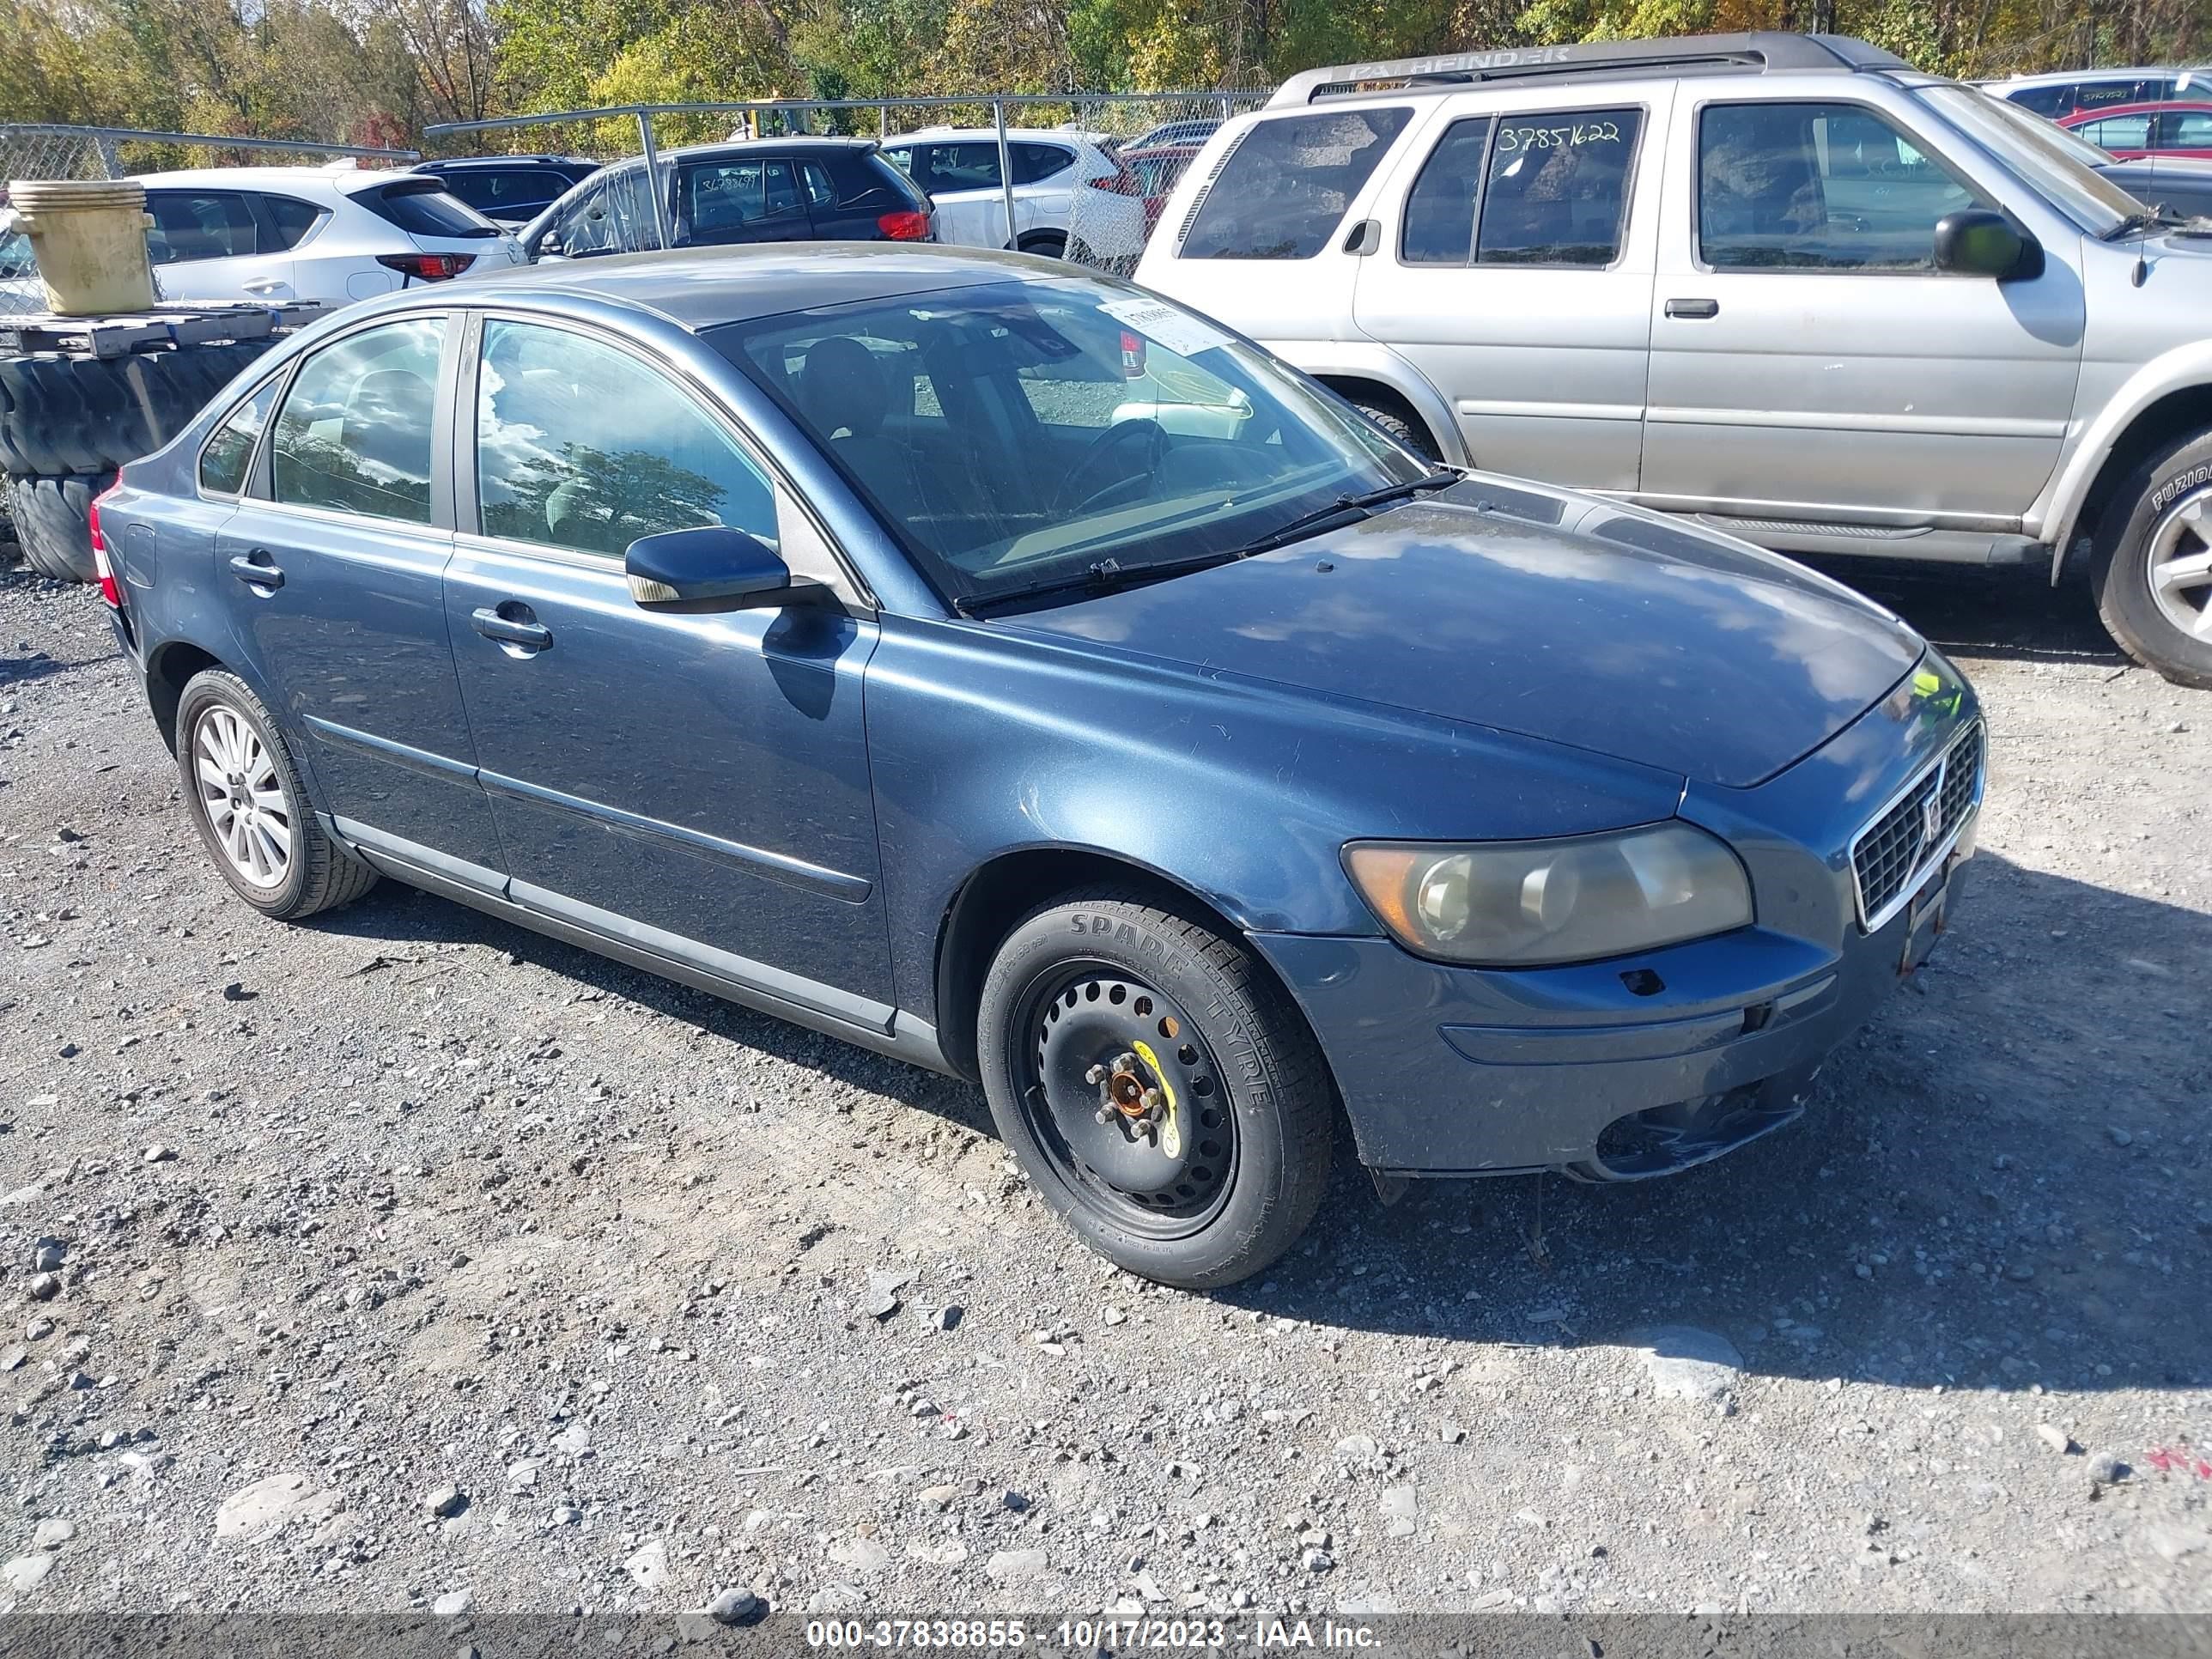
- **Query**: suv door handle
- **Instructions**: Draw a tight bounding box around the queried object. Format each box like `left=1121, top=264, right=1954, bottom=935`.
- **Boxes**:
left=471, top=605, right=553, bottom=652
left=1665, top=297, right=1720, bottom=319
left=228, top=550, right=284, bottom=590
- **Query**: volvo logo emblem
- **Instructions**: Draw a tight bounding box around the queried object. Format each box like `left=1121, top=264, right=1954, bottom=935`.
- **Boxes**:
left=1921, top=791, right=1943, bottom=846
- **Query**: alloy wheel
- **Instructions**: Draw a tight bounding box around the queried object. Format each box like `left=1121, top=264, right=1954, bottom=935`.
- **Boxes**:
left=192, top=705, right=290, bottom=889
left=2147, top=489, right=2212, bottom=643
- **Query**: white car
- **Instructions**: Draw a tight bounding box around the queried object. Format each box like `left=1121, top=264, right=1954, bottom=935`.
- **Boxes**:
left=129, top=167, right=524, bottom=309
left=1984, top=65, right=2212, bottom=118
left=878, top=128, right=1146, bottom=263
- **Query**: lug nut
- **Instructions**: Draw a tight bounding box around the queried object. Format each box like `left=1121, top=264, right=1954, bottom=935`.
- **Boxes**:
left=1094, top=1106, right=1115, bottom=1125
left=1085, top=1063, right=1108, bottom=1085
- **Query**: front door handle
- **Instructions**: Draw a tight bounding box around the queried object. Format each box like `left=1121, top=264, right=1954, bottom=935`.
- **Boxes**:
left=471, top=605, right=552, bottom=652
left=1665, top=297, right=1720, bottom=319
left=228, top=550, right=283, bottom=590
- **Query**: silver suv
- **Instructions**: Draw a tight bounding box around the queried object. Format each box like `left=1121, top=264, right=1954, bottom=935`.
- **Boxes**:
left=1134, top=32, right=2212, bottom=686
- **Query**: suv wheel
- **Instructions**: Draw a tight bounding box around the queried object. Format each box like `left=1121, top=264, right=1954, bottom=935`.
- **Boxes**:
left=1350, top=398, right=1441, bottom=463
left=975, top=891, right=1334, bottom=1289
left=2094, top=431, right=2212, bottom=688
left=176, top=669, right=379, bottom=919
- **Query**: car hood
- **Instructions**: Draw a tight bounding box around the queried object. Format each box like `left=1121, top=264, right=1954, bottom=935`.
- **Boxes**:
left=998, top=496, right=1923, bottom=789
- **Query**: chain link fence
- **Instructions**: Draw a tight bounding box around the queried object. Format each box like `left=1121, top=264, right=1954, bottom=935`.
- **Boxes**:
left=426, top=89, right=1271, bottom=279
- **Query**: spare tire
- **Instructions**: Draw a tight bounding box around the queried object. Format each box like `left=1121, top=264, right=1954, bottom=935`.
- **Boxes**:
left=5, top=471, right=111, bottom=582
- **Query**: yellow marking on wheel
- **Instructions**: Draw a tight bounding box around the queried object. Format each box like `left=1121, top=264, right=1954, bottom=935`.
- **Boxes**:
left=1132, top=1039, right=1181, bottom=1160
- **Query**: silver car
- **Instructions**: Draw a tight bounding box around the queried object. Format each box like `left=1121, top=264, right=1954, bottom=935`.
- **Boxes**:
left=1135, top=31, right=2212, bottom=687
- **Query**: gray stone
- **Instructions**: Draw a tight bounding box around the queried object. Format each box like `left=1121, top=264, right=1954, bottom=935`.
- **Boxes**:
left=143, top=1144, right=176, bottom=1164
left=2034, top=1424, right=2075, bottom=1455
left=1381, top=1485, right=1418, bottom=1538
left=1334, top=1433, right=1380, bottom=1461
left=0, top=1345, right=23, bottom=1372
left=865, top=1269, right=910, bottom=1320
left=624, top=1540, right=669, bottom=1590
left=2, top=1553, right=53, bottom=1595
left=2087, top=1452, right=2125, bottom=1488
left=1635, top=1326, right=1744, bottom=1401
left=706, top=1588, right=759, bottom=1625
left=827, top=1536, right=890, bottom=1573
left=215, top=1473, right=340, bottom=1542
left=25, top=1273, right=58, bottom=1302
left=1302, top=1548, right=1335, bottom=1572
left=552, top=1424, right=591, bottom=1457
left=2108, top=1127, right=2133, bottom=1147
left=2146, top=1527, right=2209, bottom=1564
left=424, top=1483, right=465, bottom=1517
left=432, top=1588, right=474, bottom=1619
left=985, top=1547, right=1050, bottom=1582
left=30, top=1519, right=74, bottom=1550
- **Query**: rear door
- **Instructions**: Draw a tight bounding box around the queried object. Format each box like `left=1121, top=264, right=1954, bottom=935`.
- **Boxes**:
left=673, top=155, right=813, bottom=246
left=443, top=313, right=894, bottom=1009
left=143, top=188, right=293, bottom=302
left=215, top=310, right=506, bottom=878
left=899, top=143, right=1013, bottom=246
left=1351, top=91, right=1666, bottom=490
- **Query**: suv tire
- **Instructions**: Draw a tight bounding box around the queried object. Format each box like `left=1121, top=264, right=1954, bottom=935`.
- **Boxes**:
left=4, top=472, right=108, bottom=582
left=175, top=669, right=380, bottom=919
left=2094, top=429, right=2212, bottom=689
left=975, top=890, right=1334, bottom=1289
left=1350, top=397, right=1441, bottom=463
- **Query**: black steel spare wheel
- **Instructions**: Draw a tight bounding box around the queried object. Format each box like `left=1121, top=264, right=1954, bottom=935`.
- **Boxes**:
left=1021, top=968, right=1238, bottom=1233
left=975, top=890, right=1334, bottom=1289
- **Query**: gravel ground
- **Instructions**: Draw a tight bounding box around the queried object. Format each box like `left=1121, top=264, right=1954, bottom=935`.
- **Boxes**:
left=1, top=564, right=2208, bottom=1621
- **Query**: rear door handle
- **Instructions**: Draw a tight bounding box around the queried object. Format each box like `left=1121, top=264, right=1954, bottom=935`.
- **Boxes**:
left=471, top=605, right=552, bottom=652
left=1665, top=297, right=1720, bottom=319
left=228, top=550, right=283, bottom=590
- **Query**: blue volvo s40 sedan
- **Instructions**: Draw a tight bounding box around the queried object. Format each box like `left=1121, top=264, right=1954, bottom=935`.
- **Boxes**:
left=91, top=245, right=1982, bottom=1288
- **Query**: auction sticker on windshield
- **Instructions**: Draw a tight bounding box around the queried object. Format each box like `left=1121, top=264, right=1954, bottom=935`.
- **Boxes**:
left=1100, top=296, right=1233, bottom=359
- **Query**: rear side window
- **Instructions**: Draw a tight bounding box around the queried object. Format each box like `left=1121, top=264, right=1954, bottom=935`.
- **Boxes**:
left=259, top=193, right=325, bottom=250
left=1400, top=118, right=1494, bottom=264
left=676, top=159, right=803, bottom=240
left=927, top=143, right=1008, bottom=192
left=270, top=317, right=446, bottom=525
left=1180, top=107, right=1412, bottom=259
left=361, top=181, right=499, bottom=239
left=2166, top=110, right=2212, bottom=149
left=2078, top=113, right=2154, bottom=149
left=1474, top=108, right=1642, bottom=267
left=145, top=191, right=258, bottom=264
left=805, top=155, right=923, bottom=213
left=198, top=380, right=279, bottom=495
left=1012, top=143, right=1075, bottom=184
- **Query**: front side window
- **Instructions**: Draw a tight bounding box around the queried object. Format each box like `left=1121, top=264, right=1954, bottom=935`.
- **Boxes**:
left=475, top=319, right=775, bottom=559
left=199, top=380, right=280, bottom=495
left=145, top=191, right=258, bottom=264
left=712, top=275, right=1427, bottom=607
left=1400, top=117, right=1495, bottom=264
left=270, top=317, right=445, bottom=524
left=2163, top=110, right=2212, bottom=149
left=1699, top=102, right=1989, bottom=271
left=1474, top=108, right=1642, bottom=266
left=1180, top=107, right=1412, bottom=259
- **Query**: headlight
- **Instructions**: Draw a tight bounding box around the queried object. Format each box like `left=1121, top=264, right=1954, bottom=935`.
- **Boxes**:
left=1343, top=823, right=1753, bottom=967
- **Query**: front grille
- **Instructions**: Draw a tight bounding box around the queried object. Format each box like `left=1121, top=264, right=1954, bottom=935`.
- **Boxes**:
left=1849, top=722, right=1983, bottom=929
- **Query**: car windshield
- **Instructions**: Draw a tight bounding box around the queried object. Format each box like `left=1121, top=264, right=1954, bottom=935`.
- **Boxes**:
left=1920, top=84, right=2142, bottom=231
left=710, top=275, right=1428, bottom=606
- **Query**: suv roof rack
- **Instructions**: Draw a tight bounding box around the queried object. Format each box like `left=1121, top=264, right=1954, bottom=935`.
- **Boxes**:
left=1267, top=32, right=1910, bottom=107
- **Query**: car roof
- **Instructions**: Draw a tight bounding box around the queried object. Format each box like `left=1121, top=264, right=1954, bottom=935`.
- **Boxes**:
left=460, top=242, right=1043, bottom=329
left=1996, top=65, right=2207, bottom=87
left=422, top=155, right=594, bottom=168
left=893, top=127, right=1082, bottom=146
left=1267, top=31, right=1910, bottom=108
left=127, top=166, right=425, bottom=198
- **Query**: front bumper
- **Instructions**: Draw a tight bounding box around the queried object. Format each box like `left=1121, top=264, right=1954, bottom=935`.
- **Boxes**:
left=1254, top=654, right=1981, bottom=1179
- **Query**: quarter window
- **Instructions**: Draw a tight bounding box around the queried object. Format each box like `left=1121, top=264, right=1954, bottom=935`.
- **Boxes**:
left=199, top=380, right=280, bottom=496
left=1473, top=108, right=1641, bottom=267
left=1699, top=103, right=1990, bottom=272
left=259, top=194, right=325, bottom=250
left=475, top=319, right=775, bottom=560
left=1399, top=118, right=1494, bottom=264
left=270, top=317, right=446, bottom=524
left=1180, top=107, right=1412, bottom=260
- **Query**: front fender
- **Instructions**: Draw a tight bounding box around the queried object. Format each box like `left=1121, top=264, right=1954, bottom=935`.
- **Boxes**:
left=1262, top=340, right=1470, bottom=465
left=2033, top=337, right=2212, bottom=575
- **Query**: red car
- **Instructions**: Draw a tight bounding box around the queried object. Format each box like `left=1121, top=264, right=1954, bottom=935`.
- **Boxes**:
left=1119, top=143, right=1201, bottom=236
left=2059, top=99, right=2212, bottom=160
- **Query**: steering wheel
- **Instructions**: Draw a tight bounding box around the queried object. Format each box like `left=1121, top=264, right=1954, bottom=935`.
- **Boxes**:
left=1055, top=419, right=1168, bottom=514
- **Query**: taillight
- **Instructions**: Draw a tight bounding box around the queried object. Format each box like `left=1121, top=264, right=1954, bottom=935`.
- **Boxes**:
left=88, top=477, right=124, bottom=608
left=1086, top=171, right=1142, bottom=196
left=876, top=210, right=932, bottom=241
left=376, top=252, right=476, bottom=282
left=1119, top=330, right=1146, bottom=378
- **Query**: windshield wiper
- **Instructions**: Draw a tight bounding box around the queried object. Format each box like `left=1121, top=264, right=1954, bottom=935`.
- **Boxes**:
left=952, top=549, right=1241, bottom=616
left=1225, top=469, right=1463, bottom=558
left=2103, top=209, right=2165, bottom=240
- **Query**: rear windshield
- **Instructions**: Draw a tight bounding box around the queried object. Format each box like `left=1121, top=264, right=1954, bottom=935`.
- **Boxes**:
left=362, top=179, right=501, bottom=239
left=823, top=151, right=929, bottom=211
left=1179, top=107, right=1411, bottom=259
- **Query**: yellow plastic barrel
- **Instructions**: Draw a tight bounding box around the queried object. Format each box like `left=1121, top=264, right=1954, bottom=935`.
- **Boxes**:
left=8, top=179, right=156, bottom=317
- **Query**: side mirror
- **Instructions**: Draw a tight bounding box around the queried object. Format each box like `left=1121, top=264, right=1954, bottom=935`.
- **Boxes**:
left=624, top=525, right=800, bottom=611
left=1933, top=209, right=2042, bottom=280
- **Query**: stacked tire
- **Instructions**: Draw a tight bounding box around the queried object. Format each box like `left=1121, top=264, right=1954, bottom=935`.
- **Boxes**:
left=0, top=340, right=273, bottom=581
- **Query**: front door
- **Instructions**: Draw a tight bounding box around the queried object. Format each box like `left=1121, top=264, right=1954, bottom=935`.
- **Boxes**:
left=1351, top=92, right=1668, bottom=491
left=217, top=311, right=506, bottom=876
left=1639, top=94, right=2085, bottom=530
left=443, top=315, right=894, bottom=1015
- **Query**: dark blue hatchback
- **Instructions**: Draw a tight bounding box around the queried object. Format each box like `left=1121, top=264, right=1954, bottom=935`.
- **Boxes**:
left=94, top=245, right=1982, bottom=1288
